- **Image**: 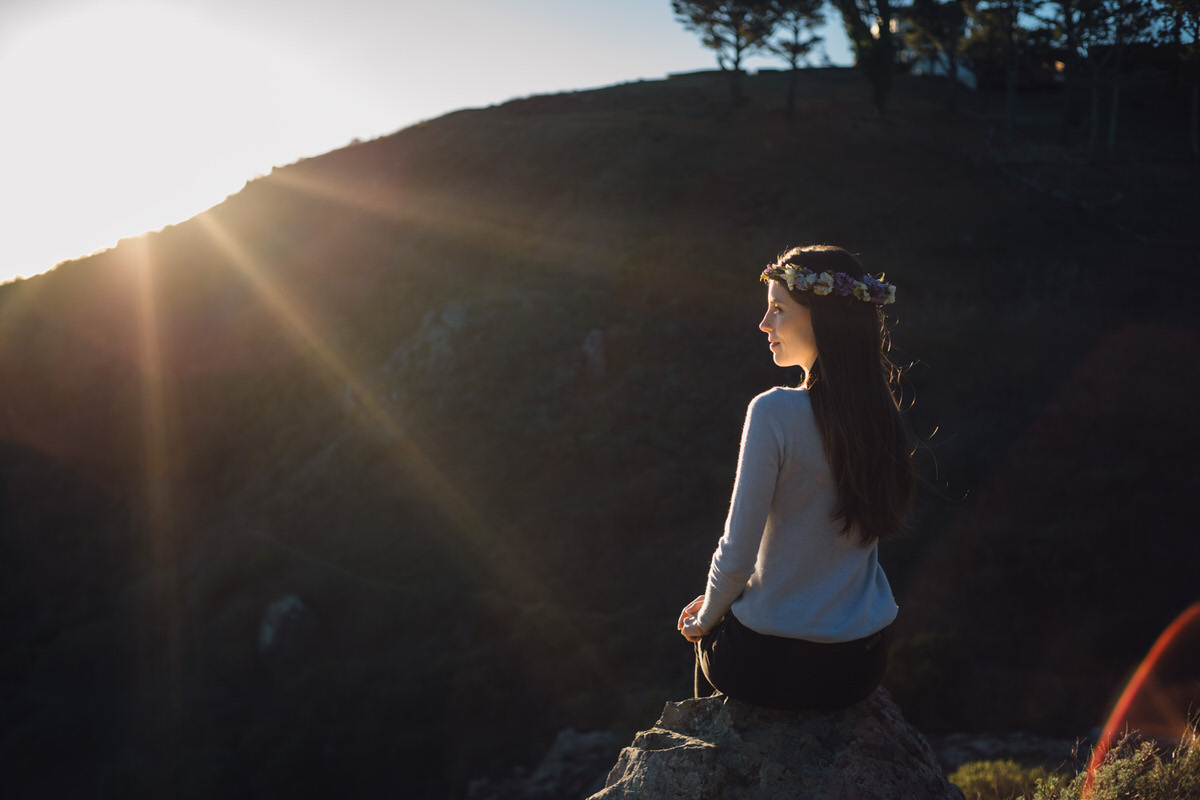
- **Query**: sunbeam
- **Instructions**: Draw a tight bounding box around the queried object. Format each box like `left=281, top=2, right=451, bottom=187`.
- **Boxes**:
left=195, top=212, right=540, bottom=591
left=131, top=235, right=182, bottom=704
left=265, top=161, right=619, bottom=273
left=193, top=209, right=635, bottom=712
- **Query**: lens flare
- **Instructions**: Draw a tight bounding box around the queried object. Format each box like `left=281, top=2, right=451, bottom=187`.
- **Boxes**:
left=193, top=209, right=634, bottom=712
left=1084, top=601, right=1200, bottom=798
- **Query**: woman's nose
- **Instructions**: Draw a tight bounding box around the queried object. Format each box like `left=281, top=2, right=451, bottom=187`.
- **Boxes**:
left=759, top=314, right=771, bottom=332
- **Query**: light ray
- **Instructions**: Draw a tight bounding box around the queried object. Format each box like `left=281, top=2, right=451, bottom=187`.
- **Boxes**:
left=195, top=212, right=536, bottom=588
left=195, top=210, right=637, bottom=712
left=131, top=234, right=182, bottom=705
left=266, top=164, right=617, bottom=272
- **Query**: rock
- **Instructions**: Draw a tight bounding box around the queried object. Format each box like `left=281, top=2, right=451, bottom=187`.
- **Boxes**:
left=467, top=727, right=622, bottom=800
left=590, top=688, right=964, bottom=800
left=529, top=728, right=623, bottom=798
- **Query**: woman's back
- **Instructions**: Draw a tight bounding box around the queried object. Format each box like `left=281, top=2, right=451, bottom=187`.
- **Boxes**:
left=705, top=387, right=898, bottom=642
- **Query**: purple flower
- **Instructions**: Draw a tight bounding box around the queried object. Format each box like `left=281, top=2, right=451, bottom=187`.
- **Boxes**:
left=862, top=275, right=890, bottom=304
left=832, top=272, right=856, bottom=297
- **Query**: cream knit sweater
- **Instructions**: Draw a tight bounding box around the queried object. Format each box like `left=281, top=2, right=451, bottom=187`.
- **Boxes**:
left=695, top=387, right=898, bottom=642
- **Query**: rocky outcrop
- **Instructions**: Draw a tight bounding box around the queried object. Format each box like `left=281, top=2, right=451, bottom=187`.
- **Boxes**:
left=467, top=728, right=623, bottom=800
left=590, top=688, right=964, bottom=800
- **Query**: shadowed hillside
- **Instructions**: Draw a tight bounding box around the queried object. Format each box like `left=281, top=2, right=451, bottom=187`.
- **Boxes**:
left=0, top=68, right=1196, bottom=798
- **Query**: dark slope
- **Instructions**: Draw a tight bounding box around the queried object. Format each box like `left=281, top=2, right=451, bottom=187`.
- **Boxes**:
left=0, top=68, right=1196, bottom=797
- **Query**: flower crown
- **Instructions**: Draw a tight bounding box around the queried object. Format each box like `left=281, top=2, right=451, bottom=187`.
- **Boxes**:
left=760, top=262, right=896, bottom=306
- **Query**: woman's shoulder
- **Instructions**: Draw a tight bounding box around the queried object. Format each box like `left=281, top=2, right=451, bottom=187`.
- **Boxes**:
left=748, top=385, right=812, bottom=418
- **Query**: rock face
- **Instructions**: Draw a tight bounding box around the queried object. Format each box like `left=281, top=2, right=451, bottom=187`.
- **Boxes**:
left=590, top=688, right=964, bottom=800
left=467, top=728, right=622, bottom=800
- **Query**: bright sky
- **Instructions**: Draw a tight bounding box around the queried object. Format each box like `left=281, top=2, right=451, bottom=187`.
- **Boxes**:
left=0, top=0, right=851, bottom=284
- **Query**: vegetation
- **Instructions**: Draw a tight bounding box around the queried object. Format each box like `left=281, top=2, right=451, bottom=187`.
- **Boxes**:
left=1034, top=727, right=1200, bottom=800
left=833, top=0, right=902, bottom=112
left=949, top=759, right=1050, bottom=800
left=672, top=0, right=782, bottom=103
left=950, top=725, right=1200, bottom=800
left=671, top=0, right=1200, bottom=152
left=904, top=0, right=970, bottom=111
left=766, top=0, right=828, bottom=116
left=0, top=69, right=1196, bottom=798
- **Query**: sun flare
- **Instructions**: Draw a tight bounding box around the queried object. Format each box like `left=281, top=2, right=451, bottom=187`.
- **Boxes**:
left=0, top=2, right=381, bottom=283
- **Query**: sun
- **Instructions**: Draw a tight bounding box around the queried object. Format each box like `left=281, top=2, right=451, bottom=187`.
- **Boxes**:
left=0, top=1, right=380, bottom=284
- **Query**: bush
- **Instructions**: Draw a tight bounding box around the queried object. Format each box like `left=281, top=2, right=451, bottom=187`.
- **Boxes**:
left=1031, top=726, right=1200, bottom=800
left=949, top=759, right=1049, bottom=800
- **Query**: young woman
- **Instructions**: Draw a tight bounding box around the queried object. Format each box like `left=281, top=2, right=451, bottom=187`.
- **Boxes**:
left=677, top=245, right=913, bottom=711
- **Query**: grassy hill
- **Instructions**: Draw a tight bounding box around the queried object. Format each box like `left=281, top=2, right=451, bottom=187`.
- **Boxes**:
left=0, top=67, right=1197, bottom=798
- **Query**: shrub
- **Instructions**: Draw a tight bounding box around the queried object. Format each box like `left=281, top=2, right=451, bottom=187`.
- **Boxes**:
left=1031, top=725, right=1200, bottom=800
left=949, top=759, right=1049, bottom=800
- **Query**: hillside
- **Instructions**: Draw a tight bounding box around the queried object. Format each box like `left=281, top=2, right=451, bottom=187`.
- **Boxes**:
left=0, top=68, right=1197, bottom=798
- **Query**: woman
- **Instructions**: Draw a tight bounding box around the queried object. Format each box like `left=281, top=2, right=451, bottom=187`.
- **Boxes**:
left=677, top=245, right=913, bottom=712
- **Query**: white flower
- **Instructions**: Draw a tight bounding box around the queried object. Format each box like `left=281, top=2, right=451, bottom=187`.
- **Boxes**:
left=812, top=272, right=835, bottom=295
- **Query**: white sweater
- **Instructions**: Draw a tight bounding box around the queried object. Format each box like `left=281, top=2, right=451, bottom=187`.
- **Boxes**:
left=695, top=387, right=898, bottom=642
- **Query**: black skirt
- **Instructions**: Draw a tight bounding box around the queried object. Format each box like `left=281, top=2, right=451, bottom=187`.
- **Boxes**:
left=695, top=612, right=890, bottom=711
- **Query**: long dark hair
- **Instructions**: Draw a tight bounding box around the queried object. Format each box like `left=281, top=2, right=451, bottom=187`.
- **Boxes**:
left=771, top=245, right=914, bottom=545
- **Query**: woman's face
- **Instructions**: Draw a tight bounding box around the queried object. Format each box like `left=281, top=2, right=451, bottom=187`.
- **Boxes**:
left=760, top=281, right=817, bottom=371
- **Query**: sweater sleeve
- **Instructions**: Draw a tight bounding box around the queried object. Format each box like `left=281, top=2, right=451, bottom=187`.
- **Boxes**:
left=695, top=392, right=785, bottom=631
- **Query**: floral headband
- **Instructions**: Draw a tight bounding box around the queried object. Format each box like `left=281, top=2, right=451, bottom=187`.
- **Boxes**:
left=760, top=262, right=896, bottom=306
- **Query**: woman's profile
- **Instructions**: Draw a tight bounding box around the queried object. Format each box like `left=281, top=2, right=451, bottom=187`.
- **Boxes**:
left=677, top=244, right=913, bottom=711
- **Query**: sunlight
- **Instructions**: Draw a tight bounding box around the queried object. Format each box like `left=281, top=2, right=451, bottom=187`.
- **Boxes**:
left=266, top=165, right=614, bottom=270
left=193, top=210, right=631, bottom=707
left=194, top=211, right=518, bottom=579
left=0, top=1, right=382, bottom=282
left=131, top=234, right=183, bottom=700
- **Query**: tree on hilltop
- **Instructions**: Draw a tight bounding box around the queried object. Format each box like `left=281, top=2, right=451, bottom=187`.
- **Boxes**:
left=766, top=0, right=827, bottom=118
left=829, top=0, right=900, bottom=113
left=1162, top=0, right=1200, bottom=156
left=1075, top=0, right=1158, bottom=155
left=902, top=0, right=970, bottom=111
left=1035, top=0, right=1087, bottom=141
left=672, top=0, right=781, bottom=104
left=964, top=0, right=1040, bottom=149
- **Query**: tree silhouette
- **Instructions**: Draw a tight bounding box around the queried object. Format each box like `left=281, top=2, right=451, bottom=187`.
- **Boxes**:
left=830, top=0, right=900, bottom=114
left=1076, top=0, right=1157, bottom=155
left=672, top=0, right=781, bottom=104
left=967, top=0, right=1039, bottom=149
left=1036, top=0, right=1087, bottom=142
left=903, top=0, right=970, bottom=111
left=766, top=0, right=826, bottom=118
left=1163, top=0, right=1200, bottom=156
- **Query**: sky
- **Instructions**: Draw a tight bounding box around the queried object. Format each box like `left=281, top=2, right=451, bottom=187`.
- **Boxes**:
left=0, top=0, right=852, bottom=285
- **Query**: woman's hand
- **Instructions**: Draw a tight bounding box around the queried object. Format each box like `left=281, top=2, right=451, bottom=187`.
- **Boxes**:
left=677, top=595, right=708, bottom=643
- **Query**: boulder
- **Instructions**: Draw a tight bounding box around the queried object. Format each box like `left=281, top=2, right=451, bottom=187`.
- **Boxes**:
left=467, top=728, right=622, bottom=800
left=590, top=688, right=964, bottom=800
